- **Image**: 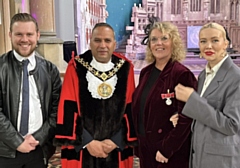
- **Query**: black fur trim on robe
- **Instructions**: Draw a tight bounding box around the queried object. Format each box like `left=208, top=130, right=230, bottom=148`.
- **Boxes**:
left=54, top=100, right=82, bottom=146
left=74, top=51, right=132, bottom=168
left=61, top=148, right=81, bottom=161
left=76, top=52, right=130, bottom=141
left=122, top=103, right=138, bottom=147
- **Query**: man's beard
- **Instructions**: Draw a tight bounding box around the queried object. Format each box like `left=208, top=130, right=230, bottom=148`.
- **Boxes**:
left=13, top=43, right=36, bottom=57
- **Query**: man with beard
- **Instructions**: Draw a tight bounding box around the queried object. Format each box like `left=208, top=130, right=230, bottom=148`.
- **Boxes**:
left=0, top=13, right=61, bottom=168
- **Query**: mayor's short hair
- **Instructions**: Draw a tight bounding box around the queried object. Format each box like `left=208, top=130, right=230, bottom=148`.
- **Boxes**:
left=92, top=22, right=115, bottom=38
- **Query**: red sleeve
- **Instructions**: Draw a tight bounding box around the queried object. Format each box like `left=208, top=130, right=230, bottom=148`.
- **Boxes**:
left=123, top=59, right=137, bottom=144
left=126, top=62, right=135, bottom=104
left=55, top=58, right=82, bottom=142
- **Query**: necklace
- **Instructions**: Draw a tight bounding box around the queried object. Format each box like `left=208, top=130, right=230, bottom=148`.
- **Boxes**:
left=75, top=57, right=125, bottom=97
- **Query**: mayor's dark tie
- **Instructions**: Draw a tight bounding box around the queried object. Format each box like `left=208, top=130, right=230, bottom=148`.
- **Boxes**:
left=20, top=59, right=30, bottom=136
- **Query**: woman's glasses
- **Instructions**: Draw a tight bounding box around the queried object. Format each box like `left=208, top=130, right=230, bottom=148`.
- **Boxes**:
left=150, top=35, right=170, bottom=44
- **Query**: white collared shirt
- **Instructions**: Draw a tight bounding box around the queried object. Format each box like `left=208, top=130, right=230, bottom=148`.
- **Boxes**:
left=200, top=55, right=229, bottom=97
left=14, top=50, right=43, bottom=136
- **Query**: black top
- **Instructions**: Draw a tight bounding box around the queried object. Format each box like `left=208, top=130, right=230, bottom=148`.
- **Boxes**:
left=138, top=66, right=161, bottom=135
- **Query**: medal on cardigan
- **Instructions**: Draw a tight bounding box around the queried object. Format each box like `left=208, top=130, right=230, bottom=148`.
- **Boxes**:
left=161, top=89, right=175, bottom=106
left=166, top=98, right=172, bottom=105
left=97, top=83, right=112, bottom=97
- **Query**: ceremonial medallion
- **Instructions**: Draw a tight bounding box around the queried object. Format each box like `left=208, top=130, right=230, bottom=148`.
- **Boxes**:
left=166, top=98, right=172, bottom=105
left=97, top=83, right=112, bottom=97
left=76, top=57, right=124, bottom=99
left=161, top=89, right=175, bottom=106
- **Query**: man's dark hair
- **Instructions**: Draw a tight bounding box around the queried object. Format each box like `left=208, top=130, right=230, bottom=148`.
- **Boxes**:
left=92, top=22, right=114, bottom=35
left=10, top=13, right=39, bottom=32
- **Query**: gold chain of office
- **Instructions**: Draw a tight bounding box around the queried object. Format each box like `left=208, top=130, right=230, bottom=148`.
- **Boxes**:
left=75, top=57, right=125, bottom=81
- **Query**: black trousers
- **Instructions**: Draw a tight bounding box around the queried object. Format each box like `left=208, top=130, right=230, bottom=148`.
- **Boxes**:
left=0, top=146, right=46, bottom=168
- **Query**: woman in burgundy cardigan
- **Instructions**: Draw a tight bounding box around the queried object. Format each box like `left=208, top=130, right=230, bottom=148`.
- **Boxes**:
left=132, top=21, right=197, bottom=168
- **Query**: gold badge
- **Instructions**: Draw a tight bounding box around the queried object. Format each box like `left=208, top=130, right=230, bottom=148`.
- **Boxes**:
left=97, top=83, right=112, bottom=97
left=75, top=57, right=125, bottom=98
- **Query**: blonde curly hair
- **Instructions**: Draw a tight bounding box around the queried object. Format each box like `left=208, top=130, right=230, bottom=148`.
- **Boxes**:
left=145, top=21, right=186, bottom=63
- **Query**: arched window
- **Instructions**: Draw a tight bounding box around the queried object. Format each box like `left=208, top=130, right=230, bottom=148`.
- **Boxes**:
left=230, top=2, right=234, bottom=19
left=190, top=0, right=201, bottom=11
left=210, top=0, right=220, bottom=14
left=171, top=0, right=182, bottom=14
left=236, top=1, right=239, bottom=20
left=171, top=0, right=175, bottom=14
left=216, top=0, right=220, bottom=13
left=210, top=0, right=214, bottom=13
left=177, top=0, right=181, bottom=14
left=230, top=0, right=239, bottom=20
left=156, top=2, right=163, bottom=20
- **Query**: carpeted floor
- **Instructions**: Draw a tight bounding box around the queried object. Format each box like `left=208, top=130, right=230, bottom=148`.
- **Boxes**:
left=48, top=148, right=61, bottom=168
left=48, top=148, right=140, bottom=168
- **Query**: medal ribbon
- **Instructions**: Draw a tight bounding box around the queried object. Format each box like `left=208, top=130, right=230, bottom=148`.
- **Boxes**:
left=161, top=92, right=175, bottom=99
